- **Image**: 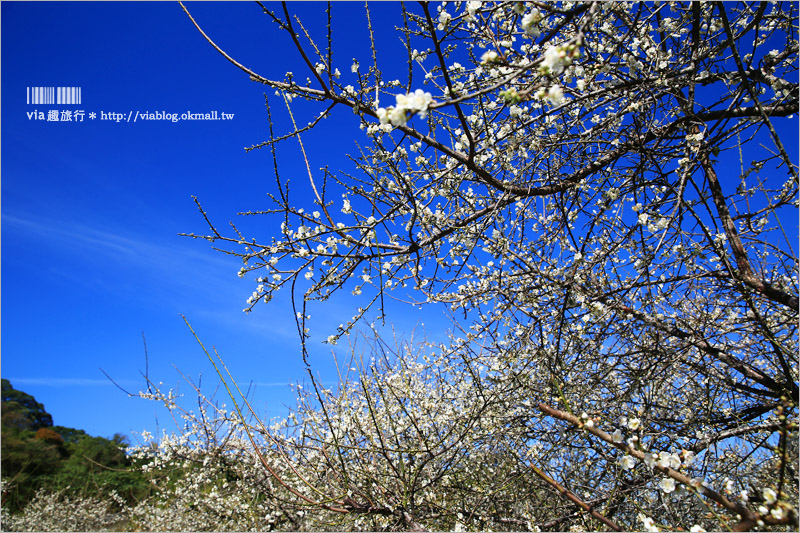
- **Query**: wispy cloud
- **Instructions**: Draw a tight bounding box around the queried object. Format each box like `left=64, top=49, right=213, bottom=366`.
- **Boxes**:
left=2, top=212, right=234, bottom=278
left=4, top=377, right=140, bottom=387
left=3, top=211, right=260, bottom=319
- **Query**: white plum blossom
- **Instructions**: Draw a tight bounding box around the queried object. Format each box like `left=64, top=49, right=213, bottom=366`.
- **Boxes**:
left=377, top=89, right=433, bottom=127
left=437, top=9, right=451, bottom=30
left=547, top=85, right=565, bottom=105
left=659, top=478, right=677, bottom=493
left=481, top=49, right=500, bottom=64
left=465, top=1, right=481, bottom=20
left=540, top=45, right=573, bottom=76
left=398, top=90, right=433, bottom=117
left=657, top=451, right=681, bottom=470
left=522, top=9, right=542, bottom=36
left=639, top=514, right=659, bottom=532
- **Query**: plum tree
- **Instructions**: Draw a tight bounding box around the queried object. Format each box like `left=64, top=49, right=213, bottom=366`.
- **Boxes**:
left=171, top=2, right=798, bottom=530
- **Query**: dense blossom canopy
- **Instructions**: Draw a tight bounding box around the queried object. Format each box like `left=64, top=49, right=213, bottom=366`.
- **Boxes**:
left=177, top=1, right=799, bottom=531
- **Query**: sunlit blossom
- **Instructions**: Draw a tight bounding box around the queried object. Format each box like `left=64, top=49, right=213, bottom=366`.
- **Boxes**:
left=659, top=478, right=676, bottom=493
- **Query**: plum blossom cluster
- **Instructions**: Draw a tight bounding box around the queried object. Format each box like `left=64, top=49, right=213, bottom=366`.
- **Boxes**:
left=539, top=42, right=580, bottom=76
left=376, top=89, right=434, bottom=127
left=0, top=489, right=124, bottom=532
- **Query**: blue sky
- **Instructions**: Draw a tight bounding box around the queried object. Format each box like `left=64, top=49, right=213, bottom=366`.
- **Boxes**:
left=2, top=1, right=435, bottom=443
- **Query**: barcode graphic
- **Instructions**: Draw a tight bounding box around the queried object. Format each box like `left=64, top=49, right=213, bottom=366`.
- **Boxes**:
left=27, top=87, right=54, bottom=104
left=27, top=86, right=82, bottom=105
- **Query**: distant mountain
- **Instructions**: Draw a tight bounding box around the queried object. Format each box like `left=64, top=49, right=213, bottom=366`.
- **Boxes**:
left=1, top=379, right=149, bottom=513
left=1, top=378, right=54, bottom=430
